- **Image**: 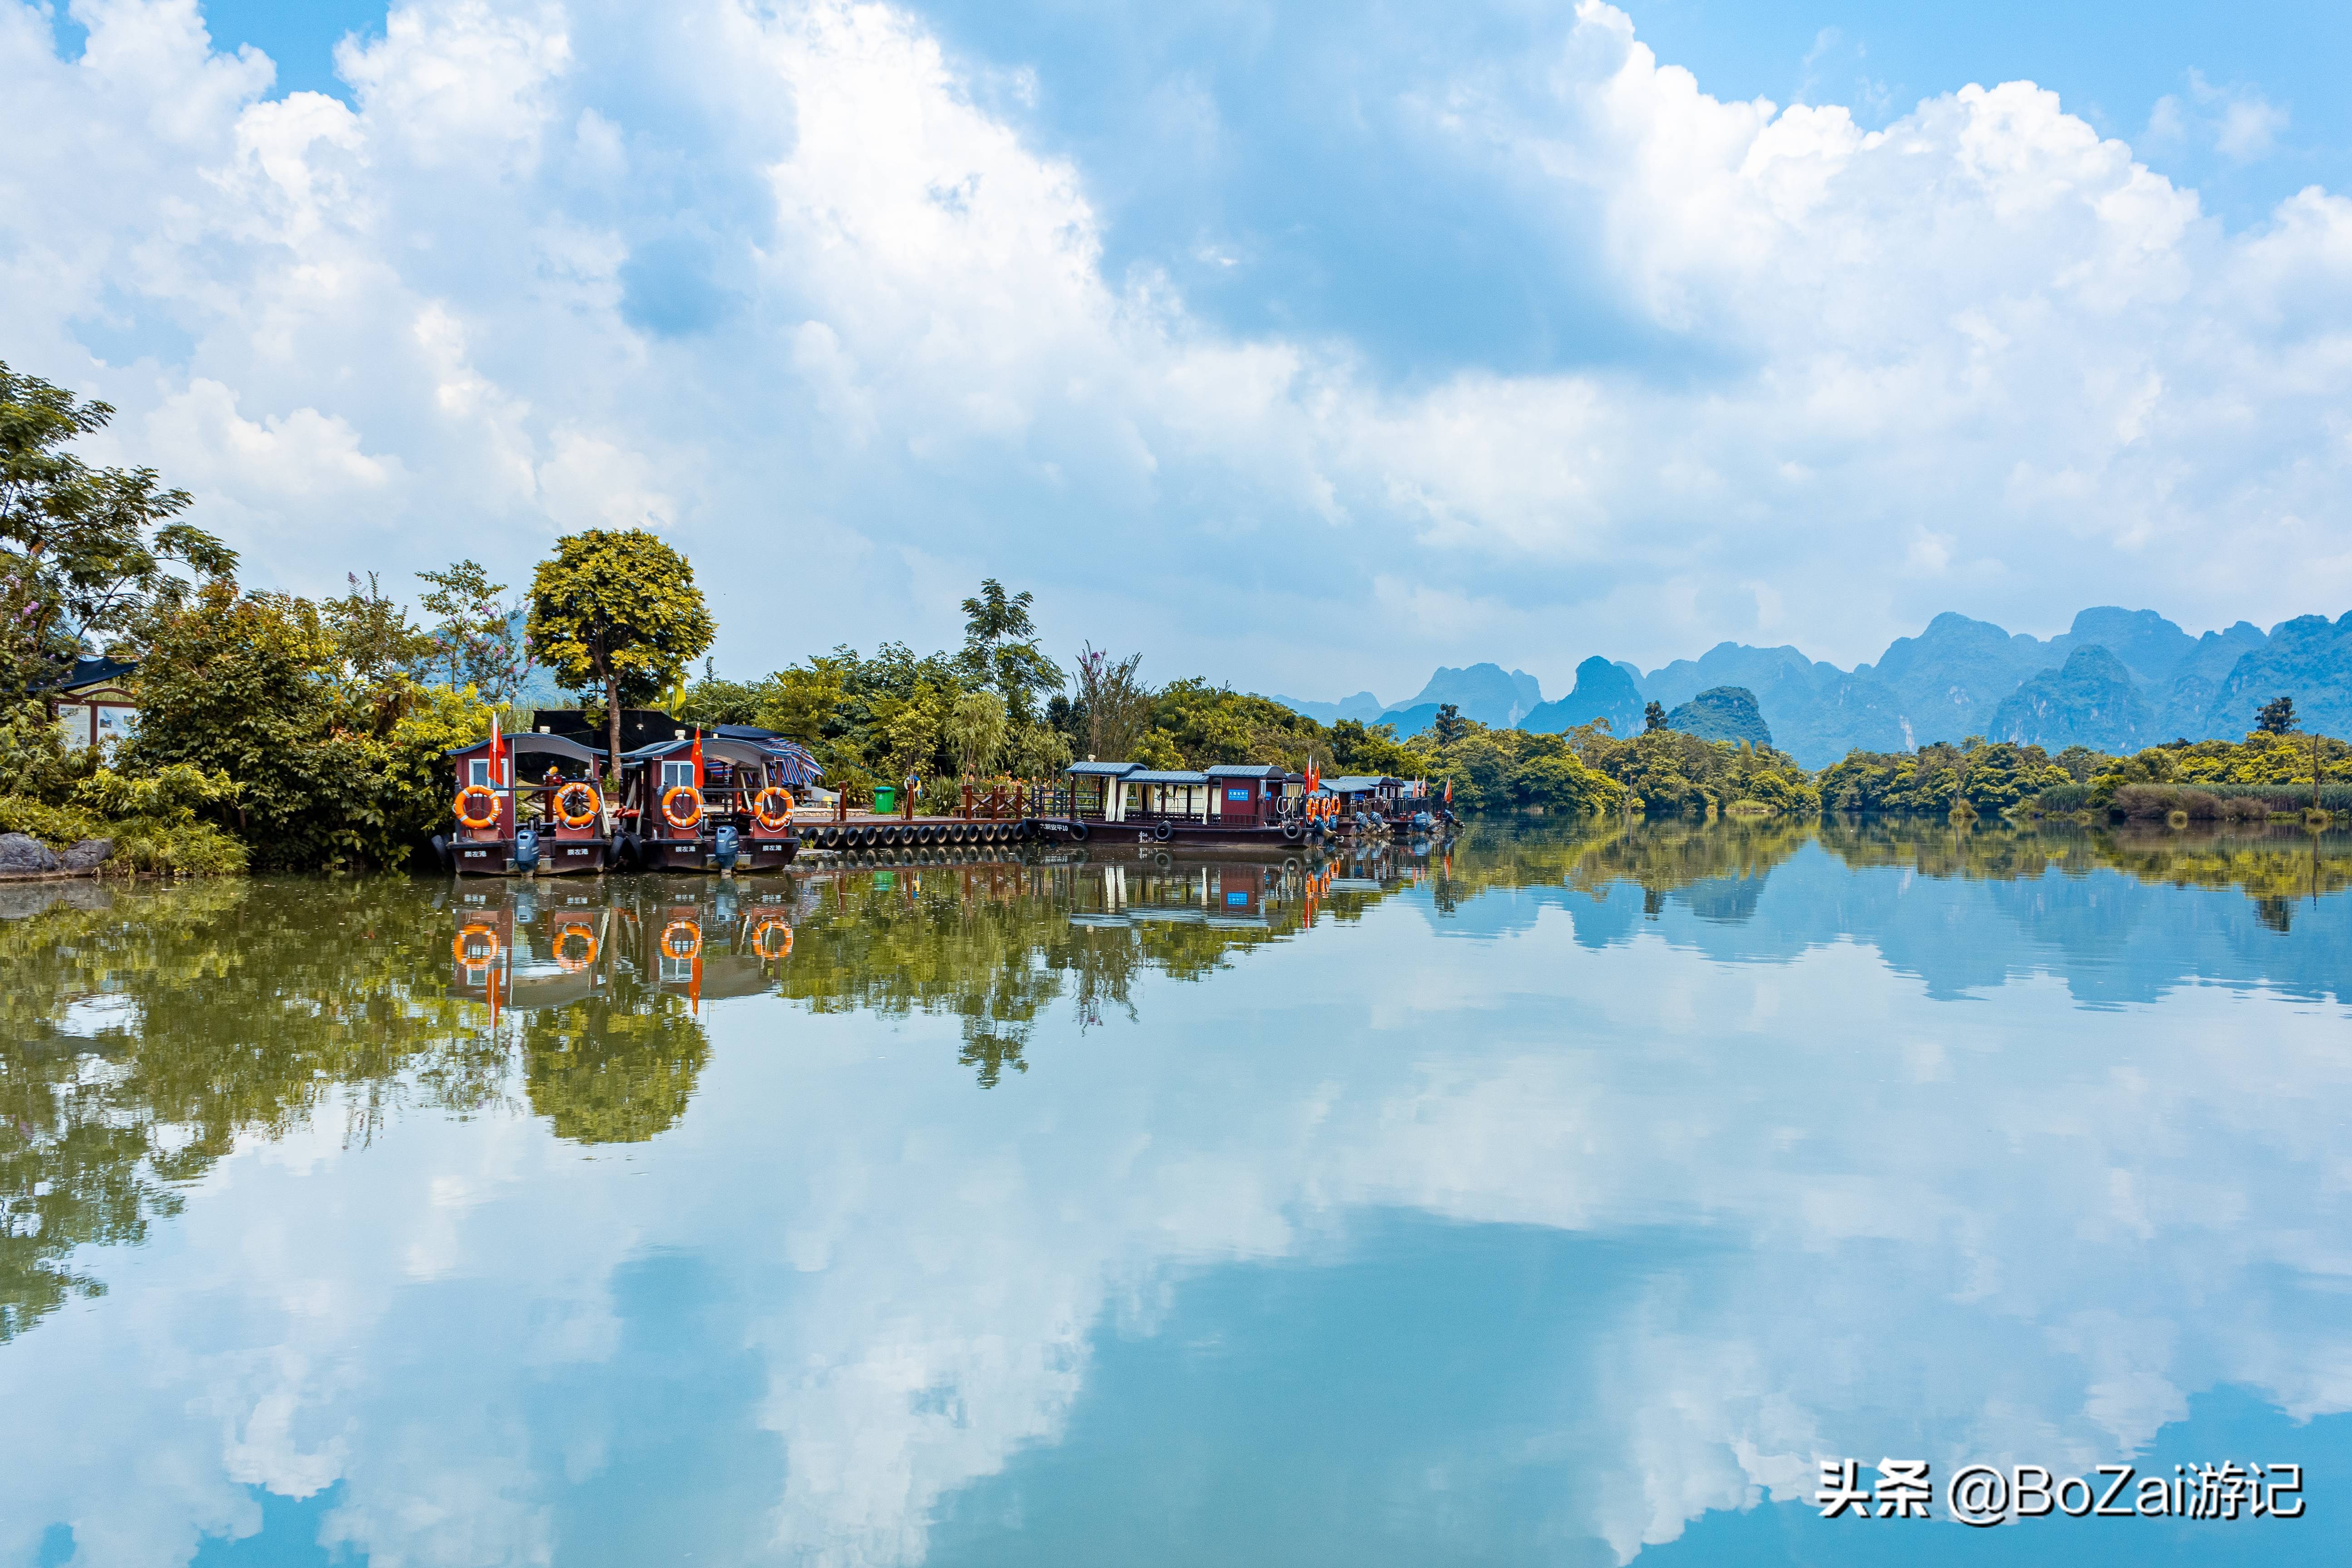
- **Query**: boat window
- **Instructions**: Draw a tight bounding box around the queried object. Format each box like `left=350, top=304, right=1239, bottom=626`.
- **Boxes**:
left=469, top=759, right=491, bottom=786
left=662, top=760, right=697, bottom=791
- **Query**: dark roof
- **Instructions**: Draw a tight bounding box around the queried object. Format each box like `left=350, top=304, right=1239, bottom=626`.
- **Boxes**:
left=445, top=732, right=605, bottom=763
left=1321, top=775, right=1389, bottom=794
left=622, top=735, right=774, bottom=768
left=1204, top=763, right=1285, bottom=779
left=1065, top=760, right=1140, bottom=776
left=713, top=724, right=780, bottom=740
left=39, top=655, right=137, bottom=694
left=1127, top=769, right=1210, bottom=785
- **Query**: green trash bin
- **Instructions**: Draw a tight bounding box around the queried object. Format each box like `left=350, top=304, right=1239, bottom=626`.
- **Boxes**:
left=872, top=786, right=897, bottom=814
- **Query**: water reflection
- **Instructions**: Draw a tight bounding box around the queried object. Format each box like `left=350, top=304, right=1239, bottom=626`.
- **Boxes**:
left=1, top=824, right=2348, bottom=1566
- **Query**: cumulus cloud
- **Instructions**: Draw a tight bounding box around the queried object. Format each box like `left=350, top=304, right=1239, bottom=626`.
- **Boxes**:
left=3, top=0, right=2350, bottom=686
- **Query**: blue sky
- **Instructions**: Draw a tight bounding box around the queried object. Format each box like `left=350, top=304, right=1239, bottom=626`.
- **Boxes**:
left=10, top=0, right=2352, bottom=694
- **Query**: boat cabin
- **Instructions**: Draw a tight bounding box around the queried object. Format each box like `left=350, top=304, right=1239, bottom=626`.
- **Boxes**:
left=1063, top=760, right=1140, bottom=820
left=1204, top=764, right=1288, bottom=825
left=1124, top=769, right=1210, bottom=821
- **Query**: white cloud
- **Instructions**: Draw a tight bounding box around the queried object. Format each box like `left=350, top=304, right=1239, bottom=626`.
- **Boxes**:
left=2, top=0, right=2349, bottom=685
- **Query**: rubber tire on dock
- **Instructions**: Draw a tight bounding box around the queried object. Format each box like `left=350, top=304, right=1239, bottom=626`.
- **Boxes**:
left=1152, top=820, right=1173, bottom=842
left=1281, top=821, right=1303, bottom=842
left=1067, top=821, right=1088, bottom=843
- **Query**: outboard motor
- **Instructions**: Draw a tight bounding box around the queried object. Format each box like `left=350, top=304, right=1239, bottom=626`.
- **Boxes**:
left=714, top=823, right=740, bottom=871
left=1413, top=810, right=1432, bottom=830
left=513, top=827, right=540, bottom=874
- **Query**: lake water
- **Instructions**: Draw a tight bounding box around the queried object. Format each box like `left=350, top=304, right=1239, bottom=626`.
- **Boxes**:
left=4, top=820, right=2349, bottom=1567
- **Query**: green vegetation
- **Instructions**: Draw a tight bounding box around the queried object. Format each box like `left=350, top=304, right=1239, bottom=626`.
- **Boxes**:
left=0, top=361, right=236, bottom=696
left=1818, top=740, right=2070, bottom=815
left=119, top=579, right=498, bottom=870
left=529, top=529, right=716, bottom=773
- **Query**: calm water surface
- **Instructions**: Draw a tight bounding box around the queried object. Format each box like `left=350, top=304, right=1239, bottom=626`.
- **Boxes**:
left=4, top=821, right=2350, bottom=1567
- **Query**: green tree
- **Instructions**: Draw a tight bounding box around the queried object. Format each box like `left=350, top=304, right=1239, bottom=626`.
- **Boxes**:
left=416, top=559, right=534, bottom=702
left=1008, top=720, right=1073, bottom=779
left=0, top=361, right=235, bottom=696
left=959, top=579, right=1061, bottom=726
left=676, top=657, right=765, bottom=727
left=1072, top=644, right=1154, bottom=761
left=122, top=580, right=495, bottom=869
left=527, top=529, right=715, bottom=774
left=1329, top=718, right=1418, bottom=777
left=755, top=656, right=851, bottom=750
left=944, top=688, right=1009, bottom=779
left=1434, top=703, right=1470, bottom=746
left=1643, top=700, right=1668, bottom=734
left=2256, top=695, right=2297, bottom=735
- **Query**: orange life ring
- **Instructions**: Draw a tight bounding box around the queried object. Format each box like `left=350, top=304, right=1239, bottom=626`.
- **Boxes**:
left=555, top=781, right=602, bottom=828
left=660, top=920, right=702, bottom=961
left=454, top=784, right=500, bottom=830
left=452, top=922, right=499, bottom=965
left=552, top=920, right=599, bottom=971
left=751, top=787, right=794, bottom=833
left=750, top=917, right=794, bottom=961
left=662, top=785, right=704, bottom=830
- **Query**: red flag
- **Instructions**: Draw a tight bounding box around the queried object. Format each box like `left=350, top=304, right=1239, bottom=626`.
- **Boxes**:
left=487, top=712, right=503, bottom=786
left=1304, top=759, right=1319, bottom=795
left=691, top=727, right=705, bottom=788
left=1443, top=778, right=1452, bottom=804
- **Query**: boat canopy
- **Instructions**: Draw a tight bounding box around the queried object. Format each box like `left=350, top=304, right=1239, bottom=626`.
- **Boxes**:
left=1320, top=775, right=1390, bottom=795
left=1065, top=760, right=1141, bottom=777
left=444, top=732, right=605, bottom=764
left=621, top=735, right=776, bottom=769
left=1127, top=769, right=1210, bottom=785
left=1203, top=763, right=1285, bottom=779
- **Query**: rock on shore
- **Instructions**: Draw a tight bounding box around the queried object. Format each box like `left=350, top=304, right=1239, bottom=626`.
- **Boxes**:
left=0, top=833, right=61, bottom=874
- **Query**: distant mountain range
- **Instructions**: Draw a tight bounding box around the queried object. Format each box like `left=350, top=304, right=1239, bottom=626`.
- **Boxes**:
left=1263, top=607, right=2352, bottom=768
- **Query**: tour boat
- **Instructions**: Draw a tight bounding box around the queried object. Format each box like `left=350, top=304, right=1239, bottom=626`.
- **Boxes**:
left=436, top=725, right=612, bottom=877
left=609, top=730, right=803, bottom=873
left=1035, top=760, right=1316, bottom=850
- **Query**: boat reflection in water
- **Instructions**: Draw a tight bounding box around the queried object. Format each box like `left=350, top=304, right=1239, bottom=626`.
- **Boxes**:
left=445, top=844, right=1438, bottom=1023
left=450, top=877, right=814, bottom=1016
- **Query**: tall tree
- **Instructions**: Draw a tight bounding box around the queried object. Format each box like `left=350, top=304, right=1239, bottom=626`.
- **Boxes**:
left=959, top=578, right=1061, bottom=726
left=416, top=559, right=534, bottom=701
left=1434, top=703, right=1470, bottom=746
left=1070, top=644, right=1154, bottom=762
left=944, top=689, right=1008, bottom=779
left=2256, top=695, right=2297, bottom=735
left=1644, top=700, right=1668, bottom=734
left=0, top=361, right=235, bottom=694
left=527, top=530, right=715, bottom=775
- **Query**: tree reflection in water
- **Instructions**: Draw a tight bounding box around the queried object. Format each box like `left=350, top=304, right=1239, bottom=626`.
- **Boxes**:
left=1, top=822, right=2344, bottom=1345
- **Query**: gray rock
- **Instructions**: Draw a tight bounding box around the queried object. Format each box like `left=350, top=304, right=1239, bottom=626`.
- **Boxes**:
left=0, top=833, right=61, bottom=874
left=59, top=838, right=115, bottom=872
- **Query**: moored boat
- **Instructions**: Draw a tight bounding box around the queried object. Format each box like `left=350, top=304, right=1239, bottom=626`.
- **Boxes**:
left=610, top=730, right=803, bottom=873
left=436, top=724, right=612, bottom=876
left=1034, top=760, right=1315, bottom=850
